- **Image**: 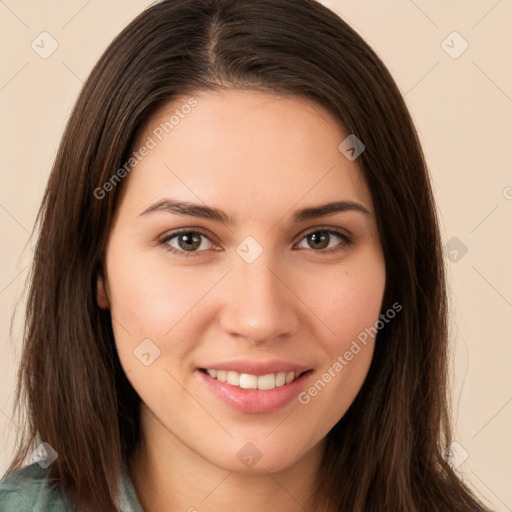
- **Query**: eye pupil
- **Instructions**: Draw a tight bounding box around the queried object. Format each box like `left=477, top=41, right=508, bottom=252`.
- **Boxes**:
left=178, top=233, right=201, bottom=251
left=308, top=232, right=329, bottom=250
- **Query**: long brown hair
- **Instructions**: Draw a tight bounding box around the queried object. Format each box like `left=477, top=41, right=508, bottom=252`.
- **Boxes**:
left=4, top=0, right=492, bottom=510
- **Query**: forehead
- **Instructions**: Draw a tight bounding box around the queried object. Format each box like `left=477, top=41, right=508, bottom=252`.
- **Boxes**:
left=120, top=88, right=372, bottom=217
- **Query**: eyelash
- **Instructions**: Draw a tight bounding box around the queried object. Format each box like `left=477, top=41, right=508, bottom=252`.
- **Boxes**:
left=158, top=227, right=354, bottom=258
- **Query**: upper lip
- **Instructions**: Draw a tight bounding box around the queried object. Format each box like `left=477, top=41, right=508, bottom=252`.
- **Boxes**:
left=199, top=359, right=312, bottom=376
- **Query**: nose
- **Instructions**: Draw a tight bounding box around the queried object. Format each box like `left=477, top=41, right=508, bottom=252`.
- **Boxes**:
left=217, top=255, right=300, bottom=346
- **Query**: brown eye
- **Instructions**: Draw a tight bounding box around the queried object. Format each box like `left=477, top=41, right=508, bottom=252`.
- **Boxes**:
left=297, top=229, right=352, bottom=253
left=160, top=230, right=214, bottom=255
left=159, top=227, right=353, bottom=258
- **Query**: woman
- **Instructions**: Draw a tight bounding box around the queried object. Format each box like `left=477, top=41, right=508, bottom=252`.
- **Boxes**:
left=0, top=0, right=493, bottom=510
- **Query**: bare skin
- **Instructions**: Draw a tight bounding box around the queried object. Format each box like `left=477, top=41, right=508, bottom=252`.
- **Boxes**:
left=97, top=89, right=386, bottom=512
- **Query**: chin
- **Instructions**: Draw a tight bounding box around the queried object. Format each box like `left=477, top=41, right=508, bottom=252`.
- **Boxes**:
left=205, top=437, right=314, bottom=475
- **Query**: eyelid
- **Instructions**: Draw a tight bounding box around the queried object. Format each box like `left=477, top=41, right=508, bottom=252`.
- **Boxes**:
left=298, top=225, right=352, bottom=241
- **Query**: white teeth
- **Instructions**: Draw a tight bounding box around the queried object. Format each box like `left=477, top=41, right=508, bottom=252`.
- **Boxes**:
left=257, top=373, right=275, bottom=390
left=204, top=369, right=305, bottom=390
left=226, top=371, right=240, bottom=386
left=275, top=372, right=286, bottom=387
left=240, top=373, right=258, bottom=389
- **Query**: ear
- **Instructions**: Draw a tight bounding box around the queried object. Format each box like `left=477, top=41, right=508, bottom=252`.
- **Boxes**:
left=96, top=272, right=110, bottom=309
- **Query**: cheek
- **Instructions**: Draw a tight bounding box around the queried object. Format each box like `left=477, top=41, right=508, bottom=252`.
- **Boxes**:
left=104, top=248, right=214, bottom=361
left=294, top=250, right=385, bottom=415
left=303, top=251, right=386, bottom=348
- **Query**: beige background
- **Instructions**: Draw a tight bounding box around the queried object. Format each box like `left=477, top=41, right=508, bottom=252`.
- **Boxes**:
left=0, top=0, right=510, bottom=510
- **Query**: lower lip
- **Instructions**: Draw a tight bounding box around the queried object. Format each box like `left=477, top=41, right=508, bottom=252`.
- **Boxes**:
left=197, top=369, right=313, bottom=414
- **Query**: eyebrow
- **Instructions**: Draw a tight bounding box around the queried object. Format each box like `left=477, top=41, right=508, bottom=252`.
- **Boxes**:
left=138, top=198, right=372, bottom=225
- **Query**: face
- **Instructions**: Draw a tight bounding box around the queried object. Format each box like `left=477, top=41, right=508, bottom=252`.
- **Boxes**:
left=98, top=89, right=386, bottom=475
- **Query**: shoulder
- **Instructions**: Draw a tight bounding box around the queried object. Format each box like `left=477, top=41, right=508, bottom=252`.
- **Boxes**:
left=0, top=463, right=69, bottom=512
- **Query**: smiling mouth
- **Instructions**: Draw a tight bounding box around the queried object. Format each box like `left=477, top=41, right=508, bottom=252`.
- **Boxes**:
left=198, top=368, right=311, bottom=390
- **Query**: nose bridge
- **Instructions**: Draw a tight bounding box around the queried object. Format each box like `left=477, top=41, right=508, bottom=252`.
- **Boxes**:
left=218, top=250, right=298, bottom=344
